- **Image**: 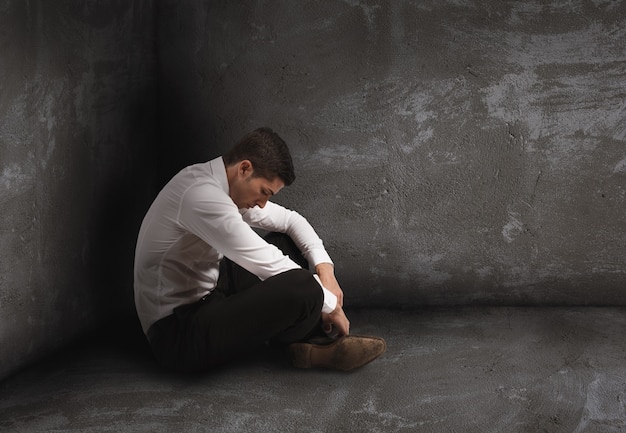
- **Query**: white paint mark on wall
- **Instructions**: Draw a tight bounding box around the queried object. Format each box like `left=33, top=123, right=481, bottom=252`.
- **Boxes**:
left=613, top=158, right=626, bottom=173
left=1, top=164, right=24, bottom=189
left=310, top=143, right=387, bottom=167
left=396, top=89, right=436, bottom=123
left=483, top=22, right=626, bottom=147
left=400, top=128, right=434, bottom=154
left=486, top=66, right=626, bottom=147
left=0, top=163, right=34, bottom=200
left=427, top=150, right=459, bottom=165
left=502, top=22, right=626, bottom=68
left=476, top=266, right=494, bottom=279
left=502, top=210, right=524, bottom=243
left=483, top=70, right=543, bottom=140
left=395, top=77, right=472, bottom=152
left=573, top=374, right=626, bottom=433
left=497, top=385, right=529, bottom=402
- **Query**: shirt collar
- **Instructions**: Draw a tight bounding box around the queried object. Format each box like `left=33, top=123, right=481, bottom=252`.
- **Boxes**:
left=209, top=156, right=230, bottom=195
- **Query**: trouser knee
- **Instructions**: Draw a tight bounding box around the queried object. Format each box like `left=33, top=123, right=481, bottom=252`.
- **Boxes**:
left=276, top=269, right=323, bottom=314
left=271, top=269, right=324, bottom=344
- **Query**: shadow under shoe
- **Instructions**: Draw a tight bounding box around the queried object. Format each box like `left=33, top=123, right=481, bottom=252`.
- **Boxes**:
left=289, top=335, right=386, bottom=371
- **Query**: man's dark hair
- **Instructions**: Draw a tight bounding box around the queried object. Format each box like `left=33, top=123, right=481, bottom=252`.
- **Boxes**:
left=223, top=127, right=296, bottom=186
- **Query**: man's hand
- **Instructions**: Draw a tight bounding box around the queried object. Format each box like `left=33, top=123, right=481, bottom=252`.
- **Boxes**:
left=321, top=306, right=350, bottom=337
left=315, top=263, right=344, bottom=307
left=315, top=263, right=348, bottom=336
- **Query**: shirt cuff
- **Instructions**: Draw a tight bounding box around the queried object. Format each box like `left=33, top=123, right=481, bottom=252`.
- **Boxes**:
left=313, top=274, right=338, bottom=314
left=306, top=249, right=333, bottom=271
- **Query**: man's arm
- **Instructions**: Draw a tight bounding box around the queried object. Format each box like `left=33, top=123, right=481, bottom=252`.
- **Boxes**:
left=315, top=263, right=349, bottom=335
left=244, top=202, right=350, bottom=335
left=243, top=202, right=332, bottom=269
left=179, top=187, right=302, bottom=281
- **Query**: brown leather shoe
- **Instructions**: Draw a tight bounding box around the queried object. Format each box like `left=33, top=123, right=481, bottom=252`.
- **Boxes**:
left=289, top=335, right=386, bottom=371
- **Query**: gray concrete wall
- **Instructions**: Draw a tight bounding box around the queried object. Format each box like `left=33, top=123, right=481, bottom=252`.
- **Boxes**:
left=0, top=1, right=157, bottom=380
left=158, top=0, right=626, bottom=308
left=2, top=0, right=625, bottom=382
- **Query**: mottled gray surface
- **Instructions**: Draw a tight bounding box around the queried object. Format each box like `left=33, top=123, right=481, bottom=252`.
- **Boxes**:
left=1, top=308, right=625, bottom=433
left=2, top=0, right=626, bottom=392
left=0, top=1, right=157, bottom=380
left=158, top=0, right=626, bottom=307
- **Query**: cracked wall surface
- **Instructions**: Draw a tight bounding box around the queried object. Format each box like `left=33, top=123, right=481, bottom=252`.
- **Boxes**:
left=0, top=0, right=157, bottom=380
left=157, top=0, right=626, bottom=307
left=1, top=0, right=625, bottom=381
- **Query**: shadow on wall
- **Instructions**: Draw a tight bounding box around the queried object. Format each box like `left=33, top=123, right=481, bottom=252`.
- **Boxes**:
left=156, top=69, right=224, bottom=187
left=89, top=88, right=159, bottom=324
left=155, top=0, right=233, bottom=187
left=0, top=0, right=158, bottom=381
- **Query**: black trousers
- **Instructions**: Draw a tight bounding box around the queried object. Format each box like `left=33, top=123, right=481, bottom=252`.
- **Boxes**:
left=147, top=233, right=324, bottom=372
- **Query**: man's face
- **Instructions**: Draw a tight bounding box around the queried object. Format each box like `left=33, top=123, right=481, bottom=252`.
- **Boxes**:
left=229, top=161, right=285, bottom=209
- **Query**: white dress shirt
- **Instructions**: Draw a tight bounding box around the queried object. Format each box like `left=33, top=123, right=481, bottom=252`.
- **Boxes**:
left=134, top=157, right=337, bottom=333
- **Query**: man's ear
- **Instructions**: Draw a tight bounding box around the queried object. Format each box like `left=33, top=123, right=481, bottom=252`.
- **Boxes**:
left=239, top=160, right=253, bottom=177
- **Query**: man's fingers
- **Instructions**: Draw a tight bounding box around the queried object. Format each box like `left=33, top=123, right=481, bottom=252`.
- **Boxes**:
left=322, top=307, right=350, bottom=337
left=331, top=308, right=350, bottom=336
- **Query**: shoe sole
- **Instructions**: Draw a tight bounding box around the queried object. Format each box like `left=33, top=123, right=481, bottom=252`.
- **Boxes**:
left=290, top=335, right=386, bottom=371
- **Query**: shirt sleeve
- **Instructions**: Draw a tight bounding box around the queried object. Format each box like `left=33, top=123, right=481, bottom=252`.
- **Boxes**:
left=178, top=183, right=301, bottom=281
left=242, top=202, right=338, bottom=314
left=178, top=183, right=337, bottom=313
left=241, top=201, right=333, bottom=269
left=315, top=275, right=338, bottom=314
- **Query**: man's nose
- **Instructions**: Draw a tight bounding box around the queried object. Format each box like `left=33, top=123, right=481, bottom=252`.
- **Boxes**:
left=257, top=199, right=268, bottom=208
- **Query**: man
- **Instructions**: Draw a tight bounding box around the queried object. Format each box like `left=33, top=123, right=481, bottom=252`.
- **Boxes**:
left=134, top=127, right=385, bottom=372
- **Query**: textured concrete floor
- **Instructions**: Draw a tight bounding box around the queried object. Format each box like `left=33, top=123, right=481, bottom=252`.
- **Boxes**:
left=1, top=307, right=625, bottom=433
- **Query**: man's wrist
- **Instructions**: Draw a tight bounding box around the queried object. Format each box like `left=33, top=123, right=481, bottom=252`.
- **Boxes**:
left=315, top=262, right=334, bottom=275
left=315, top=263, right=336, bottom=287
